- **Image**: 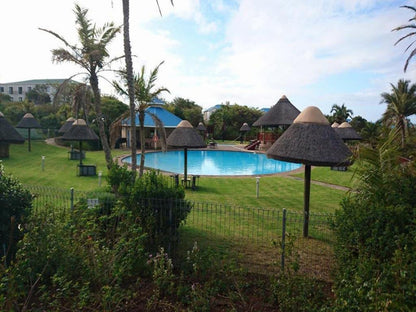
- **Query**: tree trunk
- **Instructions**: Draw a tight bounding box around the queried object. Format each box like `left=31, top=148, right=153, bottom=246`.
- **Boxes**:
left=90, top=72, right=113, bottom=168
left=122, top=0, right=137, bottom=174
left=139, top=110, right=145, bottom=177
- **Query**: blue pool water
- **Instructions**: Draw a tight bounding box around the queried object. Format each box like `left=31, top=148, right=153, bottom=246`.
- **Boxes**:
left=122, top=150, right=301, bottom=176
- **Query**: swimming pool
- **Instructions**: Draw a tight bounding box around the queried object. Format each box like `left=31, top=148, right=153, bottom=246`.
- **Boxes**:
left=122, top=150, right=301, bottom=176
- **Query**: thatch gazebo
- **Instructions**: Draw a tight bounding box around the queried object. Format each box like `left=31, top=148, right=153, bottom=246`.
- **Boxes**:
left=58, top=117, right=75, bottom=135
left=0, top=112, right=25, bottom=158
left=16, top=113, right=41, bottom=152
left=253, top=95, right=300, bottom=148
left=239, top=122, right=250, bottom=143
left=167, top=120, right=206, bottom=187
left=62, top=119, right=99, bottom=176
left=266, top=106, right=352, bottom=237
left=334, top=122, right=362, bottom=142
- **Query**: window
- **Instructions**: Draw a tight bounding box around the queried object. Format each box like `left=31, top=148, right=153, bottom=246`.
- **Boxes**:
left=8, top=87, right=13, bottom=94
left=0, top=87, right=4, bottom=92
left=18, top=87, right=23, bottom=94
left=18, top=97, right=23, bottom=102
left=27, top=86, right=32, bottom=92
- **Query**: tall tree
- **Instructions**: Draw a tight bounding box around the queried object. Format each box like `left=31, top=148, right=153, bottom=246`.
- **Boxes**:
left=393, top=5, right=416, bottom=72
left=121, top=0, right=174, bottom=174
left=122, top=0, right=137, bottom=173
left=380, top=79, right=416, bottom=148
left=114, top=62, right=169, bottom=177
left=330, top=104, right=353, bottom=124
left=40, top=4, right=121, bottom=168
left=166, top=97, right=203, bottom=126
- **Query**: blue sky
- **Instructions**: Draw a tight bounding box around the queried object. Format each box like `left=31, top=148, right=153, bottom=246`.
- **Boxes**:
left=1, top=0, right=416, bottom=122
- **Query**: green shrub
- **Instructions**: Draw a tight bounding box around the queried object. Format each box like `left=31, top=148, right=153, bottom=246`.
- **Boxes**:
left=0, top=201, right=149, bottom=310
left=332, top=139, right=416, bottom=311
left=109, top=166, right=192, bottom=252
left=0, top=162, right=32, bottom=265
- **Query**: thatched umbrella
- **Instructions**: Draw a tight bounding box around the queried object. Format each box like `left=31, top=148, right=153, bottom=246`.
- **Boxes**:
left=62, top=119, right=99, bottom=166
left=167, top=120, right=206, bottom=186
left=196, top=122, right=206, bottom=132
left=0, top=112, right=25, bottom=158
left=334, top=122, right=362, bottom=141
left=253, top=95, right=300, bottom=127
left=239, top=122, right=250, bottom=143
left=266, top=106, right=352, bottom=237
left=16, top=113, right=41, bottom=152
left=331, top=122, right=340, bottom=128
left=58, top=117, right=75, bottom=134
left=196, top=122, right=207, bottom=140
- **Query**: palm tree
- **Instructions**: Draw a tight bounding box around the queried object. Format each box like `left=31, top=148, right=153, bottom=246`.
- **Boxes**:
left=122, top=0, right=137, bottom=173
left=380, top=79, right=416, bottom=148
left=330, top=104, right=353, bottom=124
left=121, top=0, right=174, bottom=174
left=40, top=4, right=121, bottom=168
left=114, top=62, right=170, bottom=177
left=393, top=5, right=416, bottom=72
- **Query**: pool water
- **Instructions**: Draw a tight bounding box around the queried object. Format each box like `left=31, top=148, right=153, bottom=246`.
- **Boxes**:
left=122, top=150, right=301, bottom=176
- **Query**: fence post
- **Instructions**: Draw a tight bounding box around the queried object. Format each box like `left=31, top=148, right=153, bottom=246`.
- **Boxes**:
left=168, top=200, right=173, bottom=255
left=281, top=208, right=287, bottom=271
left=70, top=187, right=74, bottom=211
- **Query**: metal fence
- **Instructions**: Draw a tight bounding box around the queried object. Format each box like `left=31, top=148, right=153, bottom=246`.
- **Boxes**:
left=25, top=184, right=335, bottom=280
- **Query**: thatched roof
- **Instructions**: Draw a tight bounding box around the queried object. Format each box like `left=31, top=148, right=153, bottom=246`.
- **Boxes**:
left=0, top=112, right=25, bottom=144
left=331, top=122, right=339, bottom=128
left=240, top=122, right=250, bottom=132
left=266, top=106, right=352, bottom=166
left=196, top=122, right=206, bottom=131
left=253, top=95, right=300, bottom=127
left=58, top=117, right=75, bottom=134
left=334, top=122, right=362, bottom=141
left=62, top=119, right=99, bottom=141
left=16, top=113, right=41, bottom=129
left=167, top=120, right=207, bottom=148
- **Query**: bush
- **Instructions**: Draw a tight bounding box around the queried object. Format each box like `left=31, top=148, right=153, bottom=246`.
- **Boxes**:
left=0, top=162, right=32, bottom=264
left=0, top=201, right=149, bottom=310
left=332, top=139, right=416, bottom=311
left=108, top=166, right=192, bottom=252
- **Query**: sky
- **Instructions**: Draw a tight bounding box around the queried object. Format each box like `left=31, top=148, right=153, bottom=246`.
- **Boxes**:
left=1, top=0, right=416, bottom=122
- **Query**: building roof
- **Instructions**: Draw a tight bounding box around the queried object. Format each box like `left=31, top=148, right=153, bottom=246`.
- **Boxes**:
left=253, top=95, right=300, bottom=127
left=0, top=79, right=68, bottom=85
left=203, top=104, right=222, bottom=113
left=122, top=106, right=182, bottom=128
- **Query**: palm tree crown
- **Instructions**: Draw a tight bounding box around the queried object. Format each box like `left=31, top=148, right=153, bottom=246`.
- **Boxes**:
left=380, top=79, right=416, bottom=147
left=393, top=5, right=416, bottom=72
left=40, top=4, right=121, bottom=168
left=330, top=104, right=353, bottom=124
left=114, top=62, right=169, bottom=177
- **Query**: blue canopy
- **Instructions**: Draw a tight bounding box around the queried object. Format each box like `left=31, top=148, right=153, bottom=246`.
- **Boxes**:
left=122, top=106, right=182, bottom=128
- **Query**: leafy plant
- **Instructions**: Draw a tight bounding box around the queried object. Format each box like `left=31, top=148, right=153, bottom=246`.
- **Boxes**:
left=332, top=130, right=416, bottom=311
left=0, top=162, right=32, bottom=265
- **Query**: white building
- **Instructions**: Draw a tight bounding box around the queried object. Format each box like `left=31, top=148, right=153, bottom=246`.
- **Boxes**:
left=0, top=79, right=67, bottom=102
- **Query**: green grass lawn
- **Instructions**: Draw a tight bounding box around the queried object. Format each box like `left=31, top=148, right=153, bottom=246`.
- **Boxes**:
left=291, top=165, right=357, bottom=189
left=2, top=140, right=127, bottom=191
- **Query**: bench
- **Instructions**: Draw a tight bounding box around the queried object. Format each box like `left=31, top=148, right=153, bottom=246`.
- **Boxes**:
left=78, top=164, right=97, bottom=176
left=208, top=141, right=217, bottom=149
left=68, top=150, right=86, bottom=160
